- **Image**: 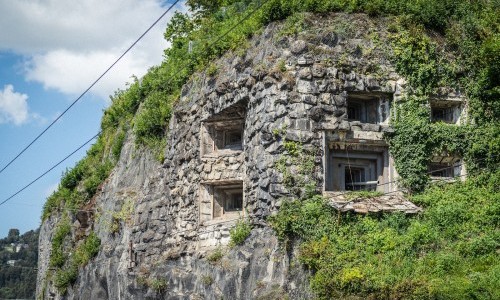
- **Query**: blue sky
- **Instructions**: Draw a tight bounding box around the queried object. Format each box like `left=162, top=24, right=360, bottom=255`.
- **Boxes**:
left=0, top=0, right=184, bottom=237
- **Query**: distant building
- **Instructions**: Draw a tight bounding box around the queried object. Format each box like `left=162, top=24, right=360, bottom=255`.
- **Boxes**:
left=7, top=259, right=17, bottom=266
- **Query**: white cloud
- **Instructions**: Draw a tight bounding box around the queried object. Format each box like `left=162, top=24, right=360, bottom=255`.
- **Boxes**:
left=0, top=85, right=29, bottom=125
left=0, top=0, right=185, bottom=100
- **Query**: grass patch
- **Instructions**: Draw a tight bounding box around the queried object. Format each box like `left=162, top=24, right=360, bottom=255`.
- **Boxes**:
left=206, top=247, right=224, bottom=263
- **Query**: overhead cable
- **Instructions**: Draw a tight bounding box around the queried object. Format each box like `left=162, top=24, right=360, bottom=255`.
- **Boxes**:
left=0, top=0, right=181, bottom=176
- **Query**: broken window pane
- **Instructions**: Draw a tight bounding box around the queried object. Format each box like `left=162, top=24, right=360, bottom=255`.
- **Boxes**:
left=346, top=93, right=391, bottom=124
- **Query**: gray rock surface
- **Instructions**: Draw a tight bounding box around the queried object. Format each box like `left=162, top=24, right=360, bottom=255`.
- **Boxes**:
left=36, top=13, right=441, bottom=300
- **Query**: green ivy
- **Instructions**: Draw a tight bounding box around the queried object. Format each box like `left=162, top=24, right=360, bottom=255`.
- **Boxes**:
left=269, top=173, right=500, bottom=299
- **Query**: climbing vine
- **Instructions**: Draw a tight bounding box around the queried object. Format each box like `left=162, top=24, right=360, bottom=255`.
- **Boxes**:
left=386, top=95, right=469, bottom=192
left=386, top=19, right=498, bottom=191
left=274, top=134, right=317, bottom=198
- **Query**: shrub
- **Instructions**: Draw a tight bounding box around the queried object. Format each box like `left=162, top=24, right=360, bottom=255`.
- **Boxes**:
left=74, top=232, right=100, bottom=266
left=54, top=265, right=78, bottom=294
left=49, top=221, right=71, bottom=268
left=201, top=275, right=213, bottom=286
left=270, top=172, right=500, bottom=299
left=111, top=130, right=126, bottom=161
left=229, top=219, right=252, bottom=247
left=148, top=278, right=168, bottom=292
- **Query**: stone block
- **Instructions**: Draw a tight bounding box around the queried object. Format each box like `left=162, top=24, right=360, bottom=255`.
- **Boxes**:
left=361, top=123, right=381, bottom=132
left=269, top=184, right=288, bottom=197
left=298, top=67, right=312, bottom=80
left=290, top=40, right=307, bottom=54
left=297, top=56, right=313, bottom=66
left=339, top=120, right=351, bottom=131
left=296, top=79, right=318, bottom=94
left=301, top=94, right=317, bottom=105
left=312, top=64, right=326, bottom=78
left=333, top=94, right=346, bottom=106
left=365, top=75, right=380, bottom=90
left=320, top=93, right=332, bottom=105
left=327, top=67, right=338, bottom=78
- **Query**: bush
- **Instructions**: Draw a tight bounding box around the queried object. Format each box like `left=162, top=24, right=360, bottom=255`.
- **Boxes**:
left=49, top=221, right=71, bottom=268
left=229, top=219, right=252, bottom=246
left=148, top=278, right=168, bottom=292
left=54, top=265, right=78, bottom=294
left=270, top=172, right=500, bottom=299
left=74, top=232, right=100, bottom=266
left=111, top=130, right=126, bottom=161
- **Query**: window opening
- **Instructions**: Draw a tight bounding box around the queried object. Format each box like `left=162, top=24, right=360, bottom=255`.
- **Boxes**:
left=346, top=93, right=391, bottom=124
left=213, top=186, right=243, bottom=218
left=429, top=99, right=463, bottom=124
left=201, top=120, right=244, bottom=156
left=327, top=149, right=386, bottom=192
left=223, top=130, right=243, bottom=149
left=431, top=108, right=449, bottom=122
left=200, top=181, right=244, bottom=222
left=347, top=102, right=363, bottom=121
left=224, top=191, right=243, bottom=211
left=429, top=163, right=454, bottom=177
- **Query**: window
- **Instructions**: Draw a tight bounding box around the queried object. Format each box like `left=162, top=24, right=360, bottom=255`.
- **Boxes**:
left=347, top=98, right=378, bottom=123
left=223, top=190, right=243, bottom=212
left=429, top=155, right=463, bottom=179
left=431, top=108, right=450, bottom=122
left=223, top=130, right=242, bottom=149
left=346, top=93, right=391, bottom=124
left=199, top=181, right=243, bottom=222
left=200, top=102, right=246, bottom=156
left=345, top=166, right=378, bottom=191
left=430, top=99, right=463, bottom=124
left=201, top=120, right=244, bottom=156
left=213, top=186, right=243, bottom=218
left=327, top=150, right=386, bottom=192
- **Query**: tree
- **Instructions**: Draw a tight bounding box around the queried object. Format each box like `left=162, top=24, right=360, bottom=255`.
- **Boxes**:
left=7, top=229, right=19, bottom=243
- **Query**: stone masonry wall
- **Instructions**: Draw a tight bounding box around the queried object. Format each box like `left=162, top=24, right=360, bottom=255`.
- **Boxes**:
left=37, top=13, right=461, bottom=299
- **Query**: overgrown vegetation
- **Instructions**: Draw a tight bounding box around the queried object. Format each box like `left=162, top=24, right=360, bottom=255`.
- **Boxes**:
left=49, top=220, right=71, bottom=268
left=137, top=276, right=168, bottom=293
left=269, top=172, right=500, bottom=299
left=108, top=198, right=135, bottom=234
left=39, top=0, right=498, bottom=297
left=229, top=219, right=252, bottom=247
left=43, top=0, right=498, bottom=213
left=206, top=246, right=224, bottom=263
left=53, top=231, right=101, bottom=294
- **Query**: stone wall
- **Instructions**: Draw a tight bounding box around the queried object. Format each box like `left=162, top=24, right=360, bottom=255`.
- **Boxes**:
left=37, top=13, right=462, bottom=299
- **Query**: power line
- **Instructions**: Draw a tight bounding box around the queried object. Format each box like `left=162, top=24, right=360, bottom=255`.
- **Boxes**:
left=0, top=0, right=181, bottom=177
left=329, top=154, right=498, bottom=199
left=0, top=0, right=272, bottom=208
left=0, top=132, right=100, bottom=207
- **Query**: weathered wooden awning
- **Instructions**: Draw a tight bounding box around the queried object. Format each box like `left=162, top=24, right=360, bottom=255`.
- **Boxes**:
left=323, top=192, right=422, bottom=214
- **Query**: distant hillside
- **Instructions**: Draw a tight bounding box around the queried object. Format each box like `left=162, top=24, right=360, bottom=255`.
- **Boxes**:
left=0, top=228, right=38, bottom=299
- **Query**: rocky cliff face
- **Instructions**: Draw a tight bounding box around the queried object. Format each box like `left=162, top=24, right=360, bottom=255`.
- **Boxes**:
left=37, top=13, right=439, bottom=299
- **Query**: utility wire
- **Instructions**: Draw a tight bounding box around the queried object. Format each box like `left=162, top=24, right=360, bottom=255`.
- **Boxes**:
left=330, top=154, right=498, bottom=199
left=0, top=0, right=272, bottom=208
left=0, top=132, right=100, bottom=207
left=0, top=0, right=181, bottom=176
